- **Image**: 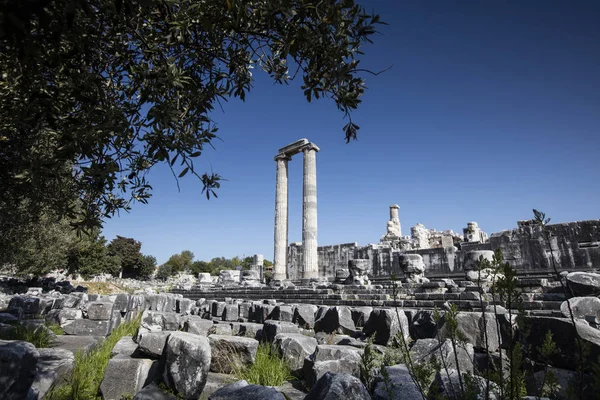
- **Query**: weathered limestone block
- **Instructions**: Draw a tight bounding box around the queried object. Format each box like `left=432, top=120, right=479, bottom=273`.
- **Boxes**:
left=236, top=322, right=263, bottom=340
left=560, top=296, right=600, bottom=320
left=208, top=379, right=284, bottom=400
left=410, top=310, right=438, bottom=339
left=208, top=324, right=234, bottom=336
left=350, top=307, right=373, bottom=328
left=62, top=319, right=111, bottom=336
left=208, top=335, right=258, bottom=374
left=113, top=294, right=131, bottom=313
left=176, top=298, right=194, bottom=315
left=567, top=272, right=600, bottom=297
left=212, top=302, right=227, bottom=318
left=222, top=304, right=239, bottom=322
left=132, top=382, right=177, bottom=399
left=62, top=294, right=82, bottom=308
left=0, top=340, right=39, bottom=400
left=411, top=338, right=474, bottom=374
left=57, top=309, right=83, bottom=325
left=303, top=345, right=363, bottom=388
left=140, top=311, right=180, bottom=333
left=270, top=305, right=294, bottom=322
left=262, top=320, right=300, bottom=342
left=314, top=306, right=356, bottom=335
left=372, top=364, right=421, bottom=400
left=431, top=369, right=500, bottom=400
left=335, top=269, right=350, bottom=283
left=137, top=331, right=173, bottom=358
left=53, top=335, right=103, bottom=355
left=463, top=250, right=495, bottom=271
left=111, top=336, right=138, bottom=358
left=241, top=270, right=261, bottom=287
left=183, top=316, right=214, bottom=336
left=274, top=333, right=318, bottom=373
left=527, top=316, right=600, bottom=370
left=525, top=366, right=591, bottom=400
left=217, top=270, right=241, bottom=285
left=238, top=302, right=251, bottom=320
left=439, top=312, right=501, bottom=352
left=363, top=308, right=409, bottom=346
left=345, top=260, right=371, bottom=286
left=100, top=357, right=157, bottom=400
left=293, top=304, right=318, bottom=329
left=397, top=254, right=429, bottom=283
left=163, top=332, right=211, bottom=399
left=304, top=372, right=370, bottom=400
left=29, top=348, right=74, bottom=400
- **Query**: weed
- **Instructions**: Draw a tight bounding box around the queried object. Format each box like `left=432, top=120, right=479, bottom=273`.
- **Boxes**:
left=47, top=313, right=142, bottom=400
left=232, top=342, right=293, bottom=387
left=0, top=323, right=56, bottom=348
left=46, top=321, right=65, bottom=335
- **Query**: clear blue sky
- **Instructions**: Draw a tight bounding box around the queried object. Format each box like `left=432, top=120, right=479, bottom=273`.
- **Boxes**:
left=103, top=0, right=600, bottom=264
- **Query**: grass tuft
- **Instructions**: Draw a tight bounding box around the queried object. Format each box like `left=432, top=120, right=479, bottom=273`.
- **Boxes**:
left=232, top=342, right=293, bottom=387
left=46, top=321, right=65, bottom=335
left=0, top=323, right=56, bottom=348
left=47, top=313, right=142, bottom=400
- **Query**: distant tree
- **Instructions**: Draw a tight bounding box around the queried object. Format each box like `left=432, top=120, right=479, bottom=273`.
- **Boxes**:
left=138, top=255, right=157, bottom=280
left=107, top=236, right=143, bottom=278
left=155, top=263, right=173, bottom=281
left=241, top=256, right=255, bottom=270
left=190, top=260, right=211, bottom=275
left=264, top=259, right=274, bottom=269
left=67, top=234, right=120, bottom=279
left=163, top=250, right=195, bottom=274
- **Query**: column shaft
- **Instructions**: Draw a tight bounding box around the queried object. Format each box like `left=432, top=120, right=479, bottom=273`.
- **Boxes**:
left=302, top=148, right=318, bottom=280
left=273, top=156, right=289, bottom=281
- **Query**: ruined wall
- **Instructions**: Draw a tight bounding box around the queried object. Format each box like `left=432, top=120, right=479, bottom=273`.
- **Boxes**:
left=286, top=220, right=600, bottom=280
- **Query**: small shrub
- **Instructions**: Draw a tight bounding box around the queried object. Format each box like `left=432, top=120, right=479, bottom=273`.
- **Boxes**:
left=0, top=323, right=55, bottom=348
left=232, top=342, right=293, bottom=387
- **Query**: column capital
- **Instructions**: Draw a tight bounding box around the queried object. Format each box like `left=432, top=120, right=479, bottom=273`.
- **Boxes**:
left=300, top=142, right=320, bottom=153
left=274, top=154, right=292, bottom=162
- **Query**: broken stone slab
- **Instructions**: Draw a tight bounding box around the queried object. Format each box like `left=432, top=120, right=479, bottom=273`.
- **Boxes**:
left=527, top=316, right=600, bottom=370
left=372, top=364, right=421, bottom=400
left=304, top=372, right=370, bottom=400
left=566, top=272, right=600, bottom=297
left=314, top=306, right=357, bottom=335
left=100, top=357, right=158, bottom=400
left=176, top=298, right=194, bottom=315
left=182, top=316, right=214, bottom=336
left=262, top=320, right=300, bottom=343
left=132, top=382, right=177, bottom=399
left=293, top=304, right=318, bottom=329
left=274, top=333, right=318, bottom=373
left=208, top=335, right=259, bottom=374
left=62, top=319, right=111, bottom=336
left=410, top=310, right=439, bottom=339
left=411, top=338, right=474, bottom=374
left=111, top=336, right=139, bottom=358
left=113, top=293, right=132, bottom=313
left=303, top=345, right=363, bottom=388
left=222, top=304, right=239, bottom=322
left=29, top=348, right=74, bottom=400
left=438, top=312, right=501, bottom=352
left=140, top=310, right=181, bottom=333
left=525, top=366, right=592, bottom=400
left=234, top=322, right=263, bottom=340
left=561, top=296, right=600, bottom=320
left=57, top=309, right=83, bottom=325
left=212, top=302, right=227, bottom=318
left=53, top=335, right=103, bottom=355
left=430, top=369, right=500, bottom=400
left=350, top=307, right=373, bottom=328
left=0, top=340, right=39, bottom=400
left=137, top=331, right=173, bottom=358
left=163, top=332, right=211, bottom=399
left=270, top=305, right=294, bottom=322
left=208, top=379, right=285, bottom=400
left=363, top=308, right=409, bottom=346
left=209, top=323, right=234, bottom=336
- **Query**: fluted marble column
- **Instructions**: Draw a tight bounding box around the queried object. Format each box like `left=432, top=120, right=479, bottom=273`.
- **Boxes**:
left=273, top=155, right=290, bottom=281
left=302, top=144, right=319, bottom=280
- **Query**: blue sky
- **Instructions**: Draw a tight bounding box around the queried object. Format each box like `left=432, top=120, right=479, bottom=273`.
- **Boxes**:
left=103, top=0, right=600, bottom=264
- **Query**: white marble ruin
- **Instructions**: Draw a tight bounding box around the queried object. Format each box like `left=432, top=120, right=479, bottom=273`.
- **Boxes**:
left=273, top=139, right=320, bottom=283
left=463, top=221, right=489, bottom=243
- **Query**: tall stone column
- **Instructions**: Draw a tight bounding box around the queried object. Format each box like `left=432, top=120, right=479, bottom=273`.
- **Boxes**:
left=301, top=144, right=319, bottom=280
left=273, top=155, right=290, bottom=281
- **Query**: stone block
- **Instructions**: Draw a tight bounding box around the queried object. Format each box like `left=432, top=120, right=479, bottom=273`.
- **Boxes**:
left=137, top=331, right=173, bottom=358
left=140, top=311, right=181, bottom=333
left=293, top=304, right=318, bottom=329
left=274, top=333, right=318, bottom=373
left=305, top=372, right=370, bottom=400
left=87, top=301, right=115, bottom=320
left=62, top=319, right=111, bottom=336
left=183, top=316, right=214, bottom=336
left=29, top=348, right=74, bottom=399
left=100, top=357, right=157, bottom=400
left=303, top=344, right=363, bottom=388
left=208, top=379, right=285, bottom=399
left=111, top=336, right=139, bottom=358
left=363, top=308, right=409, bottom=346
left=208, top=335, right=259, bottom=374
left=212, top=302, right=227, bottom=318
left=222, top=304, right=239, bottom=322
left=372, top=364, right=422, bottom=400
left=262, top=320, right=299, bottom=343
left=163, top=332, right=211, bottom=399
left=0, top=340, right=39, bottom=400
left=314, top=306, right=356, bottom=335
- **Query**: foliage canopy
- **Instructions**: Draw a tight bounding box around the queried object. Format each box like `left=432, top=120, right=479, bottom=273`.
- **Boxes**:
left=1, top=0, right=383, bottom=235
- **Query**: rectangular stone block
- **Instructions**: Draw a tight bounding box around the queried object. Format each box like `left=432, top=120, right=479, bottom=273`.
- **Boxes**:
left=87, top=301, right=114, bottom=320
left=63, top=319, right=111, bottom=336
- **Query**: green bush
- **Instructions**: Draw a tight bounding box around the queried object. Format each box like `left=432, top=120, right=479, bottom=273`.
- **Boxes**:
left=232, top=342, right=293, bottom=387
left=48, top=313, right=142, bottom=400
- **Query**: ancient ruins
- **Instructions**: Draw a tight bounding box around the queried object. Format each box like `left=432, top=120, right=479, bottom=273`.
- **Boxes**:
left=1, top=139, right=599, bottom=399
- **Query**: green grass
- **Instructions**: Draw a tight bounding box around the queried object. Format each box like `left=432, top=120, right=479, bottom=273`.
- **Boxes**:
left=46, top=321, right=65, bottom=335
left=232, top=342, right=293, bottom=387
left=0, top=323, right=56, bottom=348
left=47, top=313, right=142, bottom=400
